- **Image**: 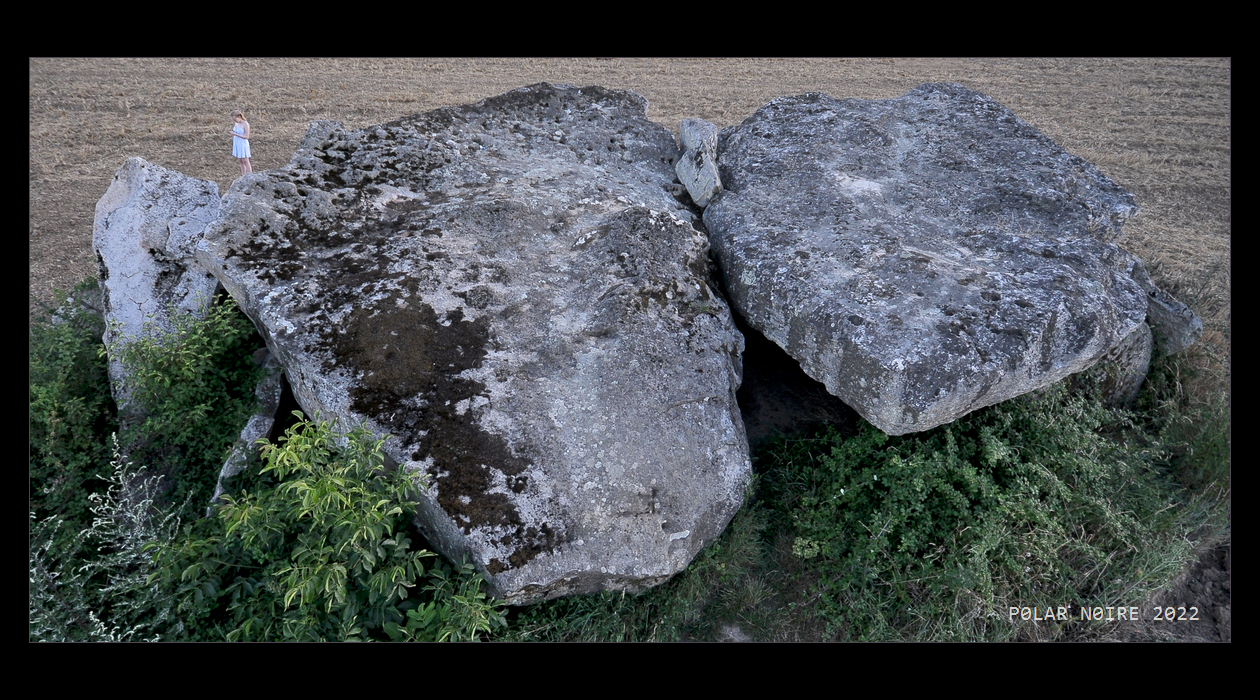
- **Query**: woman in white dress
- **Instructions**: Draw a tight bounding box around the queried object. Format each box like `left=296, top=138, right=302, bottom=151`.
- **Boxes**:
left=231, top=110, right=252, bottom=176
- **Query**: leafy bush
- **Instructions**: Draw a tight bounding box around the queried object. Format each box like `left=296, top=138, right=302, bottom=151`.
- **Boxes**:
left=109, top=296, right=265, bottom=515
left=153, top=414, right=506, bottom=642
left=29, top=283, right=117, bottom=534
left=30, top=438, right=185, bottom=642
left=386, top=560, right=509, bottom=642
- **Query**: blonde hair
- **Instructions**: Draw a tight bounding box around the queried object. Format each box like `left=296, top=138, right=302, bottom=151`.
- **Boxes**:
left=231, top=110, right=244, bottom=119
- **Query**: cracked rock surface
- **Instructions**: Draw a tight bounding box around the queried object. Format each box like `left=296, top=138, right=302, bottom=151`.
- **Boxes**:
left=676, top=118, right=721, bottom=207
left=704, top=83, right=1180, bottom=435
left=196, top=84, right=750, bottom=604
left=94, top=157, right=222, bottom=418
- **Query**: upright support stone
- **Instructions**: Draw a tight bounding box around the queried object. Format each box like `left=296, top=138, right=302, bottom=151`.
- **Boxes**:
left=93, top=157, right=221, bottom=419
left=676, top=118, right=721, bottom=208
left=1075, top=322, right=1153, bottom=405
left=209, top=350, right=284, bottom=513
left=1128, top=261, right=1204, bottom=356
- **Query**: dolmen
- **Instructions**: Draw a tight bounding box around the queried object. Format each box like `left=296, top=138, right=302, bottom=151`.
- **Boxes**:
left=94, top=82, right=1202, bottom=603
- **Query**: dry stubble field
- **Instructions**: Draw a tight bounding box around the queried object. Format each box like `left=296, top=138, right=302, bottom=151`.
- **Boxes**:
left=28, top=58, right=1230, bottom=639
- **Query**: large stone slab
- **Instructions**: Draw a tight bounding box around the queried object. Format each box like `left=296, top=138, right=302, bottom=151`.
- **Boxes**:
left=196, top=84, right=750, bottom=604
left=94, top=157, right=222, bottom=415
left=704, top=83, right=1171, bottom=435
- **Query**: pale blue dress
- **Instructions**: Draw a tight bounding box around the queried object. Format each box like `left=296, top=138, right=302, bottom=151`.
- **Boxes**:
left=233, top=122, right=251, bottom=158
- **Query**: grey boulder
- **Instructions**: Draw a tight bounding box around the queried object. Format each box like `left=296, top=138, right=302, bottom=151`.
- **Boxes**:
left=676, top=118, right=721, bottom=208
left=705, top=84, right=1195, bottom=435
left=94, top=157, right=222, bottom=416
left=1129, top=262, right=1204, bottom=356
left=196, top=84, right=750, bottom=604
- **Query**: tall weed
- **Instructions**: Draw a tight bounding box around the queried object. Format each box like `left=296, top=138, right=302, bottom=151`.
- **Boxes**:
left=30, top=438, right=186, bottom=642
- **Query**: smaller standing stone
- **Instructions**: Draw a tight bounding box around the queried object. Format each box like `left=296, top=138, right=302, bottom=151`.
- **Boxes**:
left=1074, top=322, right=1153, bottom=405
left=1129, top=262, right=1204, bottom=356
left=676, top=118, right=722, bottom=208
left=680, top=118, right=718, bottom=155
left=94, top=157, right=222, bottom=418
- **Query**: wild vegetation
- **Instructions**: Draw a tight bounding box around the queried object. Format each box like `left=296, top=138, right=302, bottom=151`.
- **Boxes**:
left=508, top=363, right=1229, bottom=641
left=29, top=280, right=1229, bottom=641
left=29, top=292, right=505, bottom=642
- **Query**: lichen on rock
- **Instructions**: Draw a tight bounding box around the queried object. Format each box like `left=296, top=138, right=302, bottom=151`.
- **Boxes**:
left=195, top=84, right=751, bottom=603
left=705, top=83, right=1198, bottom=434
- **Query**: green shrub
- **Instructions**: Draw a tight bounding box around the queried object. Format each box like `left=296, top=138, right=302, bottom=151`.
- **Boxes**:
left=505, top=379, right=1227, bottom=642
left=29, top=283, right=117, bottom=534
left=30, top=438, right=186, bottom=642
left=386, top=560, right=509, bottom=642
left=759, top=383, right=1221, bottom=640
left=153, top=414, right=506, bottom=642
left=30, top=280, right=1227, bottom=642
left=109, top=296, right=265, bottom=515
left=1140, top=353, right=1232, bottom=492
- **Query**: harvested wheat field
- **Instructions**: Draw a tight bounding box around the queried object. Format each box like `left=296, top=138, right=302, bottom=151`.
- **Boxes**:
left=29, top=58, right=1230, bottom=640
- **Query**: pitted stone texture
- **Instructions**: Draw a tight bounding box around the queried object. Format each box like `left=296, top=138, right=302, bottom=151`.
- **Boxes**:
left=94, top=157, right=221, bottom=414
left=196, top=84, right=750, bottom=604
left=705, top=83, right=1156, bottom=435
left=676, top=119, right=721, bottom=207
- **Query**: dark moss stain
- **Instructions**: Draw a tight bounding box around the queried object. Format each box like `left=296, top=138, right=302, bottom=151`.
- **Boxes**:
left=456, top=286, right=494, bottom=309
left=325, top=300, right=559, bottom=571
left=486, top=522, right=562, bottom=574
